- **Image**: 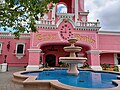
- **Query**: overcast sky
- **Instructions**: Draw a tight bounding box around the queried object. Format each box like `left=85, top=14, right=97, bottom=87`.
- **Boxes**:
left=85, top=0, right=120, bottom=31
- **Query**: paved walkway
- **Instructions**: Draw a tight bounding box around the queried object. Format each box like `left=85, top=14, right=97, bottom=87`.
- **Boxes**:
left=0, top=67, right=25, bottom=90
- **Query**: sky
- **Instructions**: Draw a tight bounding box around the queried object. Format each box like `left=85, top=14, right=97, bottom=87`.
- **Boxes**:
left=85, top=0, right=120, bottom=31
left=0, top=0, right=120, bottom=32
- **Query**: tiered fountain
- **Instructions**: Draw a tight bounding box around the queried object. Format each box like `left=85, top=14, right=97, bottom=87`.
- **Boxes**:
left=59, top=38, right=87, bottom=75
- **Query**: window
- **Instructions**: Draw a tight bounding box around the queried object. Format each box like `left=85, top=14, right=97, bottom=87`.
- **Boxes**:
left=16, top=43, right=25, bottom=54
left=15, top=43, right=25, bottom=59
left=57, top=4, right=67, bottom=13
left=17, top=44, right=24, bottom=54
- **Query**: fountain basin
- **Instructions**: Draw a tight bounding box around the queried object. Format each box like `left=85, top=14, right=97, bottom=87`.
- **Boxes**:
left=12, top=69, right=120, bottom=90
left=59, top=57, right=87, bottom=64
left=64, top=46, right=82, bottom=52
left=68, top=38, right=78, bottom=43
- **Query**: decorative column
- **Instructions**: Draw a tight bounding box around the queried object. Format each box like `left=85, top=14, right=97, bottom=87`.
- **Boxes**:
left=52, top=4, right=55, bottom=20
left=75, top=0, right=78, bottom=25
left=26, top=49, right=41, bottom=71
left=86, top=50, right=102, bottom=71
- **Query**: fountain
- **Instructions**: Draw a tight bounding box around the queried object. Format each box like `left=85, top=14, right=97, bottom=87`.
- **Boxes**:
left=59, top=38, right=87, bottom=75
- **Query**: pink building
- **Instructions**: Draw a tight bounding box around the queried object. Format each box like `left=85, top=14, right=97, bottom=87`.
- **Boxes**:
left=0, top=0, right=120, bottom=71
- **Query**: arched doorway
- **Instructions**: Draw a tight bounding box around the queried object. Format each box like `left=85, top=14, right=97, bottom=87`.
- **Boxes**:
left=45, top=54, right=56, bottom=67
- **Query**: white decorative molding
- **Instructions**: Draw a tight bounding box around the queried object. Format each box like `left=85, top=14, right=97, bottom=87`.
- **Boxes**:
left=75, top=0, right=78, bottom=25
left=15, top=43, right=25, bottom=59
left=56, top=18, right=75, bottom=28
left=16, top=54, right=25, bottom=59
left=79, top=11, right=89, bottom=16
left=36, top=19, right=55, bottom=25
left=0, top=32, right=30, bottom=39
left=52, top=5, right=56, bottom=20
left=86, top=50, right=100, bottom=54
left=56, top=13, right=74, bottom=19
left=99, top=50, right=120, bottom=53
left=28, top=49, right=42, bottom=52
left=114, top=54, right=118, bottom=65
left=35, top=24, right=57, bottom=29
left=91, top=66, right=102, bottom=71
left=26, top=65, right=39, bottom=71
left=0, top=42, right=2, bottom=54
left=75, top=26, right=100, bottom=31
left=98, top=31, right=120, bottom=35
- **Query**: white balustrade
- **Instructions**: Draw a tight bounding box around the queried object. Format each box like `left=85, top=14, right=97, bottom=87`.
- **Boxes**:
left=37, top=19, right=55, bottom=25
left=56, top=13, right=74, bottom=19
left=76, top=21, right=100, bottom=27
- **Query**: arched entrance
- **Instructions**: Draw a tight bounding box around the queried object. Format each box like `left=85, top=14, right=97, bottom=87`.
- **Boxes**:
left=45, top=54, right=56, bottom=67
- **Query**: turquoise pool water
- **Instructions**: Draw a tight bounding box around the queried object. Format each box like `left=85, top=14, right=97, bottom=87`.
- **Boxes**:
left=23, top=70, right=119, bottom=89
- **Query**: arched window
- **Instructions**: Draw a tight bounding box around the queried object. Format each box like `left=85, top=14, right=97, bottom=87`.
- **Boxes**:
left=17, top=44, right=24, bottom=54
left=16, top=43, right=25, bottom=54
left=57, top=4, right=67, bottom=13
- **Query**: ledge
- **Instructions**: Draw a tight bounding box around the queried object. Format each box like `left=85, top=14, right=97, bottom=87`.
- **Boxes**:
left=13, top=68, right=120, bottom=90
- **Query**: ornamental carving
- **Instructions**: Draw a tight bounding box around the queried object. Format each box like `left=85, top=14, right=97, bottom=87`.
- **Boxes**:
left=74, top=34, right=95, bottom=43
left=36, top=33, right=58, bottom=41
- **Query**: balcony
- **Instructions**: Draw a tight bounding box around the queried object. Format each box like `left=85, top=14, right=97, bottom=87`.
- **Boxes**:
left=76, top=21, right=100, bottom=27
left=56, top=13, right=74, bottom=19
left=37, top=19, right=55, bottom=25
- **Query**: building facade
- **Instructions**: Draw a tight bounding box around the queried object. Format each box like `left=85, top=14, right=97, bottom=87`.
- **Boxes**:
left=0, top=0, right=120, bottom=71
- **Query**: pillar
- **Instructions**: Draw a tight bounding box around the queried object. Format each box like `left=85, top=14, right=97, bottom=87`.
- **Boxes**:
left=26, top=49, right=41, bottom=71
left=75, top=0, right=78, bottom=25
left=87, top=50, right=102, bottom=71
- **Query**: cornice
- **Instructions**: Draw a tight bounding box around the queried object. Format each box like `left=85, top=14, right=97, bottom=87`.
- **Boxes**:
left=0, top=32, right=30, bottom=39
left=28, top=49, right=42, bottom=52
left=98, top=31, right=120, bottom=35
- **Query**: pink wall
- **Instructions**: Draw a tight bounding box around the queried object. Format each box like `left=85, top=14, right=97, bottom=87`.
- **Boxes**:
left=0, top=37, right=30, bottom=66
left=100, top=53, right=114, bottom=65
left=99, top=34, right=120, bottom=50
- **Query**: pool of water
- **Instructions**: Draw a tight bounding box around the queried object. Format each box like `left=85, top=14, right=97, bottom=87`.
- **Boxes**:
left=23, top=70, right=119, bottom=89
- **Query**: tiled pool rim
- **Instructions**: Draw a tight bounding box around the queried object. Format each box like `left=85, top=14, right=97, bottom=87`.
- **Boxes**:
left=12, top=68, right=120, bottom=90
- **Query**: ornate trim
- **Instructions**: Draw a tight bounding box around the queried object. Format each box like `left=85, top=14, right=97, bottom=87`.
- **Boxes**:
left=86, top=50, right=100, bottom=54
left=28, top=49, right=42, bottom=52
left=56, top=18, right=75, bottom=28
left=35, top=24, right=57, bottom=29
left=98, top=31, right=120, bottom=35
left=0, top=42, right=2, bottom=54
left=79, top=11, right=89, bottom=16
left=0, top=32, right=30, bottom=39
left=90, top=66, right=102, bottom=71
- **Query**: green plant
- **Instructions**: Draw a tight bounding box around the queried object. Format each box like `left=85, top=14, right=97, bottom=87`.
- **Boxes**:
left=113, top=66, right=119, bottom=72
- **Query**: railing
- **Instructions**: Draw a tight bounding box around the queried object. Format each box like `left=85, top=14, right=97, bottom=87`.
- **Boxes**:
left=56, top=13, right=74, bottom=19
left=0, top=32, right=30, bottom=38
left=37, top=19, right=55, bottom=25
left=76, top=21, right=100, bottom=27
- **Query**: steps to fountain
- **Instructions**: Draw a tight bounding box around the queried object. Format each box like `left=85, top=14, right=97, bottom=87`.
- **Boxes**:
left=59, top=38, right=87, bottom=76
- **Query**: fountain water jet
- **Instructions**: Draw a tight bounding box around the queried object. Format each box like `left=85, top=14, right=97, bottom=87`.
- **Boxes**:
left=59, top=38, right=87, bottom=75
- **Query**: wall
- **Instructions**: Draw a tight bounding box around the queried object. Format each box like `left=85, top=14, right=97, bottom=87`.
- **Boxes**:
left=0, top=37, right=30, bottom=66
left=100, top=53, right=114, bottom=65
left=99, top=34, right=120, bottom=50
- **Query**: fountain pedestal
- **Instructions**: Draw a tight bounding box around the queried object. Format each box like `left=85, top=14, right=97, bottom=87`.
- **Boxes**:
left=59, top=38, right=87, bottom=76
left=67, top=63, right=79, bottom=75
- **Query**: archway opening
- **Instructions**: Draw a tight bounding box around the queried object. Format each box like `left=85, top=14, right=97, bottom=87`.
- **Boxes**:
left=45, top=54, right=56, bottom=67
left=57, top=4, right=67, bottom=13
